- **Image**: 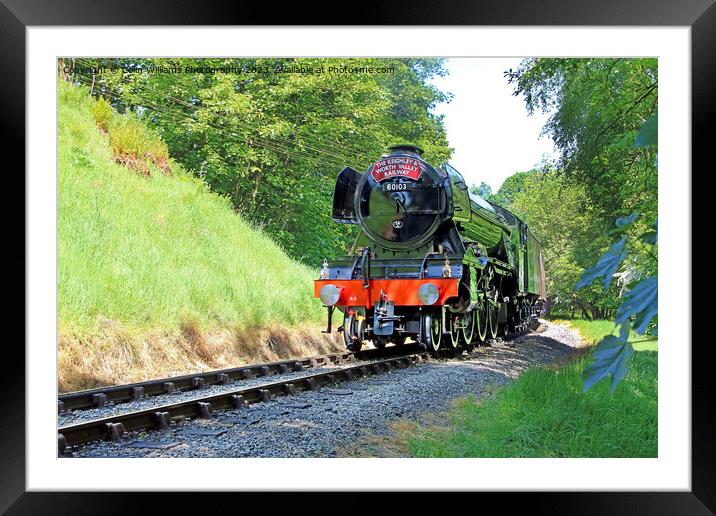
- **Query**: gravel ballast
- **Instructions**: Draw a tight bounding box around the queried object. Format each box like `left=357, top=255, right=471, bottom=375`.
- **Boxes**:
left=59, top=356, right=386, bottom=427
left=67, top=320, right=584, bottom=458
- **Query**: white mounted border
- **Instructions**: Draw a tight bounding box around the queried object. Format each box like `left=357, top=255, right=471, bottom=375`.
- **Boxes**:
left=27, top=26, right=689, bottom=491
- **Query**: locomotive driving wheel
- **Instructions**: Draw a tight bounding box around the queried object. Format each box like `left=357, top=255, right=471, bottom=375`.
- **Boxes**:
left=476, top=302, right=488, bottom=342
left=448, top=314, right=461, bottom=349
left=421, top=311, right=442, bottom=352
left=488, top=301, right=499, bottom=340
left=462, top=309, right=476, bottom=346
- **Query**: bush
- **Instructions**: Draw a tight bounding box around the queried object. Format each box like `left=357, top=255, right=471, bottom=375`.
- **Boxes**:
left=108, top=115, right=170, bottom=166
left=90, top=94, right=170, bottom=175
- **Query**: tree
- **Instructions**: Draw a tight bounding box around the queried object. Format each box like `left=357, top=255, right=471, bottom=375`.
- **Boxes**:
left=489, top=170, right=535, bottom=207
left=470, top=181, right=492, bottom=200
left=509, top=172, right=617, bottom=319
left=69, top=57, right=453, bottom=265
left=507, top=59, right=658, bottom=227
left=576, top=114, right=658, bottom=392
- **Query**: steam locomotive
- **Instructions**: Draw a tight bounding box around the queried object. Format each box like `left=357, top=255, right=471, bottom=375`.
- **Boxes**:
left=314, top=144, right=546, bottom=352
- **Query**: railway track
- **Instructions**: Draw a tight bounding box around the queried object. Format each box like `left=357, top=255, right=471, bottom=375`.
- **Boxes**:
left=58, top=344, right=422, bottom=413
left=58, top=349, right=429, bottom=455
left=58, top=321, right=541, bottom=456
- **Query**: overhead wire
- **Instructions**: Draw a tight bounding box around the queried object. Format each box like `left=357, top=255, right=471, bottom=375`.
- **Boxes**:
left=71, top=78, right=291, bottom=163
left=72, top=58, right=380, bottom=165
left=73, top=72, right=345, bottom=164
left=73, top=74, right=354, bottom=167
left=74, top=56, right=399, bottom=136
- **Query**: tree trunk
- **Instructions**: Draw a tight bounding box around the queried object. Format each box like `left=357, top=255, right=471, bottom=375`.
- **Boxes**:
left=58, top=58, right=68, bottom=81
left=251, top=172, right=262, bottom=206
left=575, top=300, right=592, bottom=320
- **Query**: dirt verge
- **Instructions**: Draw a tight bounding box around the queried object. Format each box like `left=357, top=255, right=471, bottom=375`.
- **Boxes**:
left=58, top=320, right=342, bottom=392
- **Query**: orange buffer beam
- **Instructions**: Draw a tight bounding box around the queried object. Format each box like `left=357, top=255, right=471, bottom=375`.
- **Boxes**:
left=314, top=278, right=459, bottom=308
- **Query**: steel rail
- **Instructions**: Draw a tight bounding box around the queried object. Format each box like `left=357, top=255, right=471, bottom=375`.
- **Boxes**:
left=58, top=319, right=539, bottom=414
left=58, top=351, right=429, bottom=453
left=58, top=344, right=424, bottom=412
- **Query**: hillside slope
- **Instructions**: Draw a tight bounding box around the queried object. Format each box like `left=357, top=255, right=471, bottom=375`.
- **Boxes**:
left=58, top=81, right=338, bottom=390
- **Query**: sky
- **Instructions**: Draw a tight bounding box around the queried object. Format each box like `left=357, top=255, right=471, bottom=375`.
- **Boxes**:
left=430, top=58, right=556, bottom=192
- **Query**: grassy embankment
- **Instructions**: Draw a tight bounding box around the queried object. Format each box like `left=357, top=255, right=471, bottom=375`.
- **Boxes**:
left=398, top=319, right=657, bottom=458
left=58, top=80, right=338, bottom=391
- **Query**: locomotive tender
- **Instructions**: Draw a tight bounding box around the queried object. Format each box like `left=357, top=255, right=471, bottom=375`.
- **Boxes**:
left=314, top=144, right=546, bottom=352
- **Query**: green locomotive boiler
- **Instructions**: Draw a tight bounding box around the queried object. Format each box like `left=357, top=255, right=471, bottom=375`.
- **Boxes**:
left=314, top=144, right=546, bottom=352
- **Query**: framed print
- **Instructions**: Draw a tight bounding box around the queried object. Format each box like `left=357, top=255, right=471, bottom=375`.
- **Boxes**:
left=6, top=0, right=711, bottom=512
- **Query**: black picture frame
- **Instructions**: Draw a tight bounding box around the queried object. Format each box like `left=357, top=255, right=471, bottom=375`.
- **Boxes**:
left=6, top=0, right=708, bottom=512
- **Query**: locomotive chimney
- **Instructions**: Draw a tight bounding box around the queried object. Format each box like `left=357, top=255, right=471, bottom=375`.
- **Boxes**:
left=389, top=144, right=424, bottom=157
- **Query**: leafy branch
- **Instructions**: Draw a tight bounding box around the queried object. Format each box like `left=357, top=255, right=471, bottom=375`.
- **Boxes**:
left=577, top=112, right=658, bottom=393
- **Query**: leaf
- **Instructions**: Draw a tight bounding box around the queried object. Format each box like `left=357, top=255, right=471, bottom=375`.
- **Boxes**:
left=582, top=335, right=634, bottom=393
left=615, top=211, right=638, bottom=228
left=640, top=231, right=657, bottom=244
left=610, top=211, right=639, bottom=235
left=576, top=236, right=627, bottom=290
left=608, top=341, right=634, bottom=392
left=639, top=219, right=658, bottom=244
left=634, top=112, right=657, bottom=147
left=615, top=276, right=658, bottom=334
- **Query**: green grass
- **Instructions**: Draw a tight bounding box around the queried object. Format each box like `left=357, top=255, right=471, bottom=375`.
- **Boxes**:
left=91, top=97, right=113, bottom=130
left=107, top=115, right=169, bottom=163
left=58, top=80, right=325, bottom=334
left=551, top=318, right=658, bottom=351
left=405, top=319, right=657, bottom=457
left=91, top=96, right=169, bottom=163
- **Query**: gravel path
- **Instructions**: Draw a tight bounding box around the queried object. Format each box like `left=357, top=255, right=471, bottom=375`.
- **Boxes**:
left=68, top=320, right=583, bottom=458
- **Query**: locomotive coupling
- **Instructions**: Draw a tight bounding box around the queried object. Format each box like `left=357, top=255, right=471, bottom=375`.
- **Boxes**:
left=442, top=256, right=452, bottom=278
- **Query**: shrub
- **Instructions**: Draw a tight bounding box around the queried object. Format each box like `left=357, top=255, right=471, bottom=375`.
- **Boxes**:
left=108, top=116, right=169, bottom=162
left=106, top=114, right=171, bottom=175
left=89, top=93, right=170, bottom=175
